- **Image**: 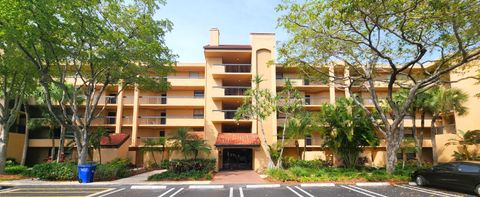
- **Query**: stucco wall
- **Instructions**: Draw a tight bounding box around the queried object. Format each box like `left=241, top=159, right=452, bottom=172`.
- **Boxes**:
left=7, top=133, right=25, bottom=162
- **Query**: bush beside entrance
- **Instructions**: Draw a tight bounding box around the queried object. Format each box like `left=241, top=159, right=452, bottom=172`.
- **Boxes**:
left=148, top=159, right=215, bottom=181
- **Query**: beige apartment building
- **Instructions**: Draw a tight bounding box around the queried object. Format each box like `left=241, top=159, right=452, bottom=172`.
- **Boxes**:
left=6, top=28, right=480, bottom=170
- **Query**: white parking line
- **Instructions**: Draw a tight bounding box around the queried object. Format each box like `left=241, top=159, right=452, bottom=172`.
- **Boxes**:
left=229, top=187, right=233, bottom=197
left=189, top=185, right=224, bottom=189
left=394, top=184, right=462, bottom=197
left=239, top=187, right=244, bottom=197
left=340, top=185, right=379, bottom=197
left=245, top=184, right=281, bottom=188
left=95, top=188, right=126, bottom=197
left=350, top=185, right=388, bottom=197
left=286, top=186, right=304, bottom=197
left=294, top=186, right=315, bottom=197
left=131, top=185, right=167, bottom=190
left=301, top=183, right=335, bottom=187
left=169, top=187, right=184, bottom=197
left=0, top=188, right=19, bottom=193
left=158, top=188, right=175, bottom=197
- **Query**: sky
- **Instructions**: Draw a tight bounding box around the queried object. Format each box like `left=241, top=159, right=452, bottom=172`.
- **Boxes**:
left=155, top=0, right=288, bottom=63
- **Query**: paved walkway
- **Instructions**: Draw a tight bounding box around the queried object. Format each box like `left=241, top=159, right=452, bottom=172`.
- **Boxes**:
left=211, top=170, right=266, bottom=184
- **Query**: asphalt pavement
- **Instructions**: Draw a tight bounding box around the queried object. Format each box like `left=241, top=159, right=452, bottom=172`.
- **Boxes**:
left=0, top=183, right=476, bottom=197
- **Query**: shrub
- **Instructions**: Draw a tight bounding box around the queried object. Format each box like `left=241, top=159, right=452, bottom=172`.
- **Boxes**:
left=29, top=162, right=77, bottom=181
left=6, top=158, right=19, bottom=167
left=5, top=165, right=28, bottom=175
left=267, top=168, right=291, bottom=181
left=148, top=170, right=213, bottom=181
left=95, top=158, right=131, bottom=181
left=167, top=159, right=215, bottom=173
left=160, top=160, right=170, bottom=169
left=284, top=159, right=326, bottom=169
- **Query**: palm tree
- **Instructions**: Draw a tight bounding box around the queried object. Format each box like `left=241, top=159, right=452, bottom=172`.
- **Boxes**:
left=427, top=86, right=468, bottom=165
left=285, top=112, right=316, bottom=160
left=89, top=127, right=111, bottom=164
left=171, top=128, right=210, bottom=159
left=140, top=137, right=166, bottom=166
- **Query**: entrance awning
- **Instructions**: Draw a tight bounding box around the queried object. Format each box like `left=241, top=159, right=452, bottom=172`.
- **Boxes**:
left=215, top=133, right=260, bottom=147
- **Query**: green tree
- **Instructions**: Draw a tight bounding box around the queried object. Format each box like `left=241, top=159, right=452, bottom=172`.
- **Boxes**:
left=399, top=137, right=416, bottom=169
left=427, top=86, right=468, bottom=165
left=140, top=137, right=166, bottom=166
left=235, top=75, right=277, bottom=168
left=317, top=98, right=378, bottom=168
left=171, top=128, right=211, bottom=160
left=0, top=0, right=176, bottom=165
left=29, top=109, right=60, bottom=160
left=89, top=127, right=111, bottom=164
left=276, top=79, right=304, bottom=166
left=447, top=130, right=480, bottom=161
left=277, top=0, right=480, bottom=173
left=0, top=43, right=36, bottom=173
left=285, top=112, right=316, bottom=160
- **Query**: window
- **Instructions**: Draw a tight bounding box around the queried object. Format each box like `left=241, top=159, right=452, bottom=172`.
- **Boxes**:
left=161, top=93, right=167, bottom=104
left=194, top=90, right=204, bottom=98
left=458, top=164, right=480, bottom=173
left=305, top=135, right=312, bottom=145
left=189, top=72, right=200, bottom=79
left=193, top=109, right=204, bottom=119
left=107, top=93, right=117, bottom=104
left=434, top=164, right=456, bottom=172
left=107, top=112, right=116, bottom=124
left=276, top=73, right=284, bottom=79
left=304, top=95, right=311, bottom=105
left=159, top=130, right=165, bottom=137
left=160, top=111, right=166, bottom=124
left=304, top=79, right=310, bottom=85
left=192, top=127, right=203, bottom=132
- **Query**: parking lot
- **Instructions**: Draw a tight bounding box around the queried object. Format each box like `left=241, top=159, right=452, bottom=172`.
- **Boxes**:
left=0, top=184, right=475, bottom=197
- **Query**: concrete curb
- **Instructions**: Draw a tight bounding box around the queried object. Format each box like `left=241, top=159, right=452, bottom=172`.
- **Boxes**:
left=130, top=185, right=167, bottom=189
left=408, top=182, right=417, bottom=186
left=355, top=182, right=391, bottom=186
left=246, top=184, right=281, bottom=188
left=189, top=185, right=224, bottom=189
left=300, top=183, right=336, bottom=187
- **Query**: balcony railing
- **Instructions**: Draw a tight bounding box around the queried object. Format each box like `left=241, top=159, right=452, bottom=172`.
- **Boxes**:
left=138, top=96, right=204, bottom=105
left=138, top=116, right=167, bottom=125
left=214, top=64, right=251, bottom=73
left=122, top=116, right=133, bottom=125
left=216, top=86, right=250, bottom=96
left=93, top=116, right=116, bottom=125
left=123, top=96, right=134, bottom=104
left=277, top=78, right=328, bottom=86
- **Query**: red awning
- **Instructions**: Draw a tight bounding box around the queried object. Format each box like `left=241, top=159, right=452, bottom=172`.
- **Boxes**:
left=100, top=133, right=130, bottom=148
left=215, top=133, right=261, bottom=147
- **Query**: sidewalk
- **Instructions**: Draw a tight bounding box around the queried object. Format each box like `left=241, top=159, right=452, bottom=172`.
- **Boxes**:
left=0, top=169, right=210, bottom=186
left=211, top=170, right=266, bottom=184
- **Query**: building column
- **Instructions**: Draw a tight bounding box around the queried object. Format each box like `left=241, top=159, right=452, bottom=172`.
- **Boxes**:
left=344, top=67, right=351, bottom=98
left=131, top=85, right=140, bottom=146
left=115, top=84, right=124, bottom=134
left=329, top=64, right=336, bottom=104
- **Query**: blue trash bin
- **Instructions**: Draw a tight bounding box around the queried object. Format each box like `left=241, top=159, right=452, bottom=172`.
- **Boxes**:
left=78, top=164, right=96, bottom=183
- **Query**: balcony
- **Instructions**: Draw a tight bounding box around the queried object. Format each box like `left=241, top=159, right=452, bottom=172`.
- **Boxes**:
left=276, top=78, right=329, bottom=90
left=212, top=86, right=250, bottom=101
left=137, top=116, right=204, bottom=127
left=167, top=77, right=205, bottom=89
left=91, top=116, right=116, bottom=126
left=138, top=96, right=204, bottom=108
left=211, top=110, right=251, bottom=122
left=212, top=64, right=252, bottom=78
left=122, top=116, right=133, bottom=126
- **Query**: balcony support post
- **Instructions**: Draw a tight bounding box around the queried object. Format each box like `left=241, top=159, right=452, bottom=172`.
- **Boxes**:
left=115, top=84, right=124, bottom=134
left=329, top=64, right=336, bottom=104
left=131, top=85, right=140, bottom=146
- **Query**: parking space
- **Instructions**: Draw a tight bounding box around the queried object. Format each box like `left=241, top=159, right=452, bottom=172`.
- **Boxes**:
left=0, top=187, right=117, bottom=197
left=0, top=184, right=475, bottom=197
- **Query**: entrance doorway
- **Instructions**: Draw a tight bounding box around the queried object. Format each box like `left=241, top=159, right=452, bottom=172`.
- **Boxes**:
left=222, top=148, right=252, bottom=170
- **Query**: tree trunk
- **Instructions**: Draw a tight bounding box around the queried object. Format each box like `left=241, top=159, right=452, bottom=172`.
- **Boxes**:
left=416, top=111, right=425, bottom=167
left=302, top=139, right=307, bottom=160
left=295, top=140, right=301, bottom=159
left=386, top=130, right=401, bottom=174
left=77, top=127, right=89, bottom=165
left=277, top=116, right=288, bottom=168
left=0, top=124, right=10, bottom=173
left=56, top=125, right=65, bottom=162
left=258, top=119, right=274, bottom=168
left=151, top=150, right=157, bottom=165
left=431, top=115, right=439, bottom=165
left=98, top=148, right=102, bottom=164
left=21, top=103, right=30, bottom=166
left=50, top=127, right=56, bottom=160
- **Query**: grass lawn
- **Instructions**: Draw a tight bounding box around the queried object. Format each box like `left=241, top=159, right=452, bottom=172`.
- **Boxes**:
left=267, top=165, right=424, bottom=183
left=0, top=174, right=26, bottom=182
